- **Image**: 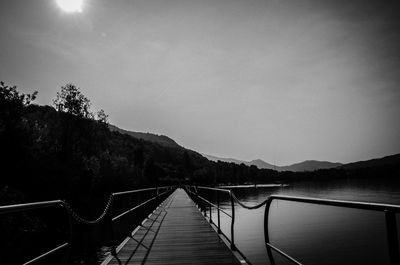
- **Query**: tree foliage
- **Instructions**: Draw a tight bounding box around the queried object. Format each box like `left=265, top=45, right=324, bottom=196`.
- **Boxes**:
left=96, top=109, right=108, bottom=124
left=0, top=81, right=37, bottom=159
left=0, top=81, right=37, bottom=105
left=53, top=84, right=93, bottom=118
left=0, top=81, right=37, bottom=129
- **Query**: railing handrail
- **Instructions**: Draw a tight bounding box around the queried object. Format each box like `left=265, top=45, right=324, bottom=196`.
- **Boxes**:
left=269, top=194, right=400, bottom=212
left=186, top=185, right=400, bottom=265
left=0, top=200, right=65, bottom=214
left=23, top=243, right=70, bottom=265
left=192, top=192, right=232, bottom=218
left=195, top=186, right=232, bottom=193
left=264, top=194, right=400, bottom=265
left=0, top=185, right=176, bottom=265
left=190, top=184, right=400, bottom=212
left=112, top=186, right=172, bottom=197
left=0, top=199, right=72, bottom=265
left=112, top=188, right=173, bottom=221
left=112, top=187, right=157, bottom=196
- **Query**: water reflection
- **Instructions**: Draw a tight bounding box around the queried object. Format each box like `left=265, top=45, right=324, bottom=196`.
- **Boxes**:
left=209, top=180, right=400, bottom=265
left=269, top=200, right=389, bottom=265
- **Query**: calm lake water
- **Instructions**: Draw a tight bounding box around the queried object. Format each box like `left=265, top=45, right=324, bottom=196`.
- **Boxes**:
left=208, top=179, right=400, bottom=265
left=94, top=179, right=400, bottom=265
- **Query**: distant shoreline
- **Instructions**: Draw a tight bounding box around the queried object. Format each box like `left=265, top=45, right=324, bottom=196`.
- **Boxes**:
left=219, top=184, right=288, bottom=188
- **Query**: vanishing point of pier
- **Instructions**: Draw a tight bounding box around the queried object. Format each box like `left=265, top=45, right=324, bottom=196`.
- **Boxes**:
left=102, top=188, right=243, bottom=265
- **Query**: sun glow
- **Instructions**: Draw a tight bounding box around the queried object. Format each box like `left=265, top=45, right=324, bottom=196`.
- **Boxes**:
left=56, top=0, right=83, bottom=13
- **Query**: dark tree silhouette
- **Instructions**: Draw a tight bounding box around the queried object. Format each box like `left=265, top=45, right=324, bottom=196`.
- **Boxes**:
left=0, top=81, right=37, bottom=187
left=96, top=109, right=108, bottom=124
left=133, top=143, right=145, bottom=168
left=0, top=81, right=37, bottom=131
left=183, top=150, right=193, bottom=171
left=53, top=84, right=93, bottom=118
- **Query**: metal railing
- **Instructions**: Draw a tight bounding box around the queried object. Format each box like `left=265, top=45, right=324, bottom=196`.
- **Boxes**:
left=0, top=200, right=72, bottom=265
left=264, top=195, right=400, bottom=265
left=185, top=186, right=400, bottom=265
left=0, top=186, right=175, bottom=265
left=184, top=185, right=251, bottom=264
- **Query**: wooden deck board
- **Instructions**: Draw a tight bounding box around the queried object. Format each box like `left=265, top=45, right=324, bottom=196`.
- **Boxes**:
left=103, top=188, right=241, bottom=265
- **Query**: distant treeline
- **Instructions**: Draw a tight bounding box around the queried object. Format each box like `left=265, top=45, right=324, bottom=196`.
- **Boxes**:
left=1, top=81, right=399, bottom=210
left=0, top=82, right=274, bottom=210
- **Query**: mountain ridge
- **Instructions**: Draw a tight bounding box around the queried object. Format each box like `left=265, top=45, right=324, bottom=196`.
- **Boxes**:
left=105, top=126, right=399, bottom=173
left=203, top=154, right=342, bottom=172
left=203, top=153, right=400, bottom=172
left=108, top=124, right=181, bottom=148
left=340, top=153, right=400, bottom=170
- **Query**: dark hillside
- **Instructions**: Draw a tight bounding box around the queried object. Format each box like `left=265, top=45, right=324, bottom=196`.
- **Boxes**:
left=1, top=104, right=212, bottom=205
left=341, top=154, right=400, bottom=170
left=108, top=124, right=181, bottom=148
left=0, top=83, right=277, bottom=210
left=280, top=160, right=343, bottom=172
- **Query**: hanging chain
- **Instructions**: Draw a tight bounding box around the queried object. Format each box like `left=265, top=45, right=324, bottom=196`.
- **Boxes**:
left=63, top=195, right=114, bottom=225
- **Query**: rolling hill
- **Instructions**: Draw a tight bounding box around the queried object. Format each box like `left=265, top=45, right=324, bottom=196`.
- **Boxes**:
left=202, top=154, right=342, bottom=172
left=109, top=124, right=181, bottom=148
left=341, top=154, right=400, bottom=170
left=280, top=160, right=343, bottom=171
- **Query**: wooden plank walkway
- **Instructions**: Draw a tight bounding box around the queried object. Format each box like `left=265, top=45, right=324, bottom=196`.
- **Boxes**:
left=102, top=188, right=242, bottom=265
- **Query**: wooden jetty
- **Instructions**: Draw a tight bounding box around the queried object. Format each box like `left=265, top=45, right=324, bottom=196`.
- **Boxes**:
left=102, top=188, right=243, bottom=265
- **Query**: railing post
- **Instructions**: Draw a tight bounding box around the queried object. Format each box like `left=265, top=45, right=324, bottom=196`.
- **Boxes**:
left=217, top=191, right=221, bottom=234
left=230, top=191, right=236, bottom=250
left=139, top=191, right=143, bottom=222
left=204, top=199, right=207, bottom=217
left=264, top=198, right=276, bottom=265
left=209, top=203, right=212, bottom=223
left=62, top=202, right=74, bottom=265
left=108, top=196, right=122, bottom=265
left=385, top=210, right=400, bottom=265
left=194, top=186, right=198, bottom=207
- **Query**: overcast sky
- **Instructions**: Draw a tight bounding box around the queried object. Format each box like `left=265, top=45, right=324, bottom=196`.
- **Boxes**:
left=1, top=0, right=400, bottom=165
